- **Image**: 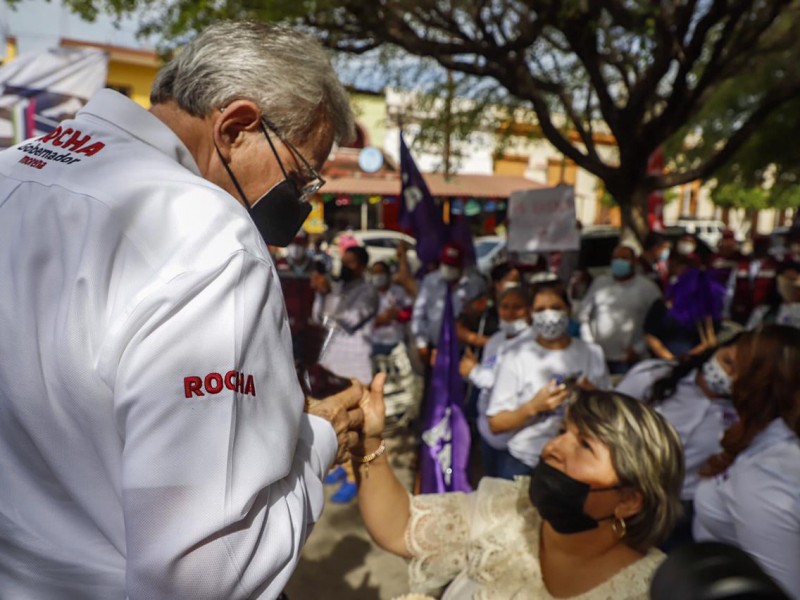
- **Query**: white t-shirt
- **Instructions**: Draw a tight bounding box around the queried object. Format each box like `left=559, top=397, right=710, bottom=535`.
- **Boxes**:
left=470, top=328, right=535, bottom=450
left=616, top=360, right=737, bottom=500
left=693, top=418, right=800, bottom=598
left=578, top=274, right=661, bottom=361
left=487, top=338, right=609, bottom=467
left=0, top=90, right=337, bottom=599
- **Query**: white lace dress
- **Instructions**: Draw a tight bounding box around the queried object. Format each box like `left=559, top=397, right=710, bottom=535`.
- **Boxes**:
left=403, top=477, right=664, bottom=599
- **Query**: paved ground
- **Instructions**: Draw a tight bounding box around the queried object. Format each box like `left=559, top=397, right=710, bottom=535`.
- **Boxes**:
left=284, top=431, right=418, bottom=600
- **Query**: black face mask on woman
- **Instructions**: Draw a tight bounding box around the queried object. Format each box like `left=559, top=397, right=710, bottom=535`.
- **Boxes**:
left=528, top=460, right=622, bottom=534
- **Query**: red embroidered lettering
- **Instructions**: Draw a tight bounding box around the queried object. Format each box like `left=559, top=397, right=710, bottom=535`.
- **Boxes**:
left=224, top=370, right=238, bottom=391
left=205, top=372, right=223, bottom=394
left=243, top=375, right=256, bottom=396
left=75, top=142, right=105, bottom=156
left=51, top=127, right=73, bottom=147
left=60, top=130, right=92, bottom=152
left=40, top=127, right=62, bottom=143
left=237, top=372, right=244, bottom=394
left=184, top=376, right=204, bottom=398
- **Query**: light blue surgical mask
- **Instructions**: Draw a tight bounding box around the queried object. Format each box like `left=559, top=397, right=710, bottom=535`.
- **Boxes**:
left=610, top=259, right=633, bottom=279
left=659, top=248, right=670, bottom=262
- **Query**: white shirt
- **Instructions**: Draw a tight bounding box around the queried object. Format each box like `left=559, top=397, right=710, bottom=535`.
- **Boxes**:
left=371, top=283, right=412, bottom=347
left=578, top=274, right=661, bottom=361
left=470, top=328, right=535, bottom=450
left=616, top=360, right=737, bottom=500
left=411, top=269, right=486, bottom=348
left=0, top=90, right=337, bottom=599
left=486, top=338, right=609, bottom=467
left=693, top=418, right=800, bottom=598
left=314, top=278, right=379, bottom=384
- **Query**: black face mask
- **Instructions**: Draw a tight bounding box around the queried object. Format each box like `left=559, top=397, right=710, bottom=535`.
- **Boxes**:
left=215, top=144, right=311, bottom=248
left=246, top=179, right=311, bottom=247
left=528, top=459, right=621, bottom=534
left=339, top=265, right=356, bottom=283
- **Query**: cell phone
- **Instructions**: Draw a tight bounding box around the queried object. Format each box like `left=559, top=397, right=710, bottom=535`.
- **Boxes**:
left=555, top=373, right=582, bottom=387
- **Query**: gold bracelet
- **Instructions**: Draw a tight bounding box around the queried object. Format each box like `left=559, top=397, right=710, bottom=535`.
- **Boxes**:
left=352, top=440, right=386, bottom=478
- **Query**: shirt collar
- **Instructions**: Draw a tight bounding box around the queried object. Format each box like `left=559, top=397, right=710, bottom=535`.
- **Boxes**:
left=78, top=89, right=201, bottom=176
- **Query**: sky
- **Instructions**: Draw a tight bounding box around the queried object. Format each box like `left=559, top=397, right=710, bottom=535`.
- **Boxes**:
left=1, top=0, right=154, bottom=56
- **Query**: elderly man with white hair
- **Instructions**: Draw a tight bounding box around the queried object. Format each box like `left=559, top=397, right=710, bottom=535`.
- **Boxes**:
left=578, top=245, right=662, bottom=375
left=0, top=21, right=373, bottom=600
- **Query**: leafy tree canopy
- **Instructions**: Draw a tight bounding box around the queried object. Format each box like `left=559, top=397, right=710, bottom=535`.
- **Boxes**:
left=15, top=0, right=800, bottom=237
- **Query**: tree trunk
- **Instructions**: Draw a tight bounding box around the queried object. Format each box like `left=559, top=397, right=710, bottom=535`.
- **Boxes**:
left=617, top=187, right=650, bottom=247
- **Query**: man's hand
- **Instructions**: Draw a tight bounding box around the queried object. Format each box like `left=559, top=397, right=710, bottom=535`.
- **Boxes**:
left=306, top=379, right=365, bottom=464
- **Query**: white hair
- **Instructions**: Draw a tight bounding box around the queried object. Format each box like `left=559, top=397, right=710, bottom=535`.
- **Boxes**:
left=150, top=21, right=355, bottom=145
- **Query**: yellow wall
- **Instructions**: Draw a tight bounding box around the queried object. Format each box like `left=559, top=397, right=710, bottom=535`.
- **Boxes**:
left=350, top=92, right=386, bottom=147
left=106, top=61, right=159, bottom=108
left=3, top=38, right=18, bottom=64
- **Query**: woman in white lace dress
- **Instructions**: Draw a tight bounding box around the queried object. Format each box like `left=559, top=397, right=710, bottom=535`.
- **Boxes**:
left=351, top=388, right=683, bottom=599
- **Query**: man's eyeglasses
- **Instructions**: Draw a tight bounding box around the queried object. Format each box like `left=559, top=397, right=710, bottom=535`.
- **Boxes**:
left=260, top=119, right=325, bottom=201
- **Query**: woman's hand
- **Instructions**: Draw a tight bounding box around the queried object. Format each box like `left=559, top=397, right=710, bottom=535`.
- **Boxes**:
left=525, top=380, right=571, bottom=417
left=353, top=373, right=387, bottom=455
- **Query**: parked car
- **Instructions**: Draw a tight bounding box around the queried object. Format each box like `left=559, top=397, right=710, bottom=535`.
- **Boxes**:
left=330, top=229, right=420, bottom=275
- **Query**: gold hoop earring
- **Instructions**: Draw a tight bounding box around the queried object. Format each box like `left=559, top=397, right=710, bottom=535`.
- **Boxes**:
left=611, top=517, right=627, bottom=539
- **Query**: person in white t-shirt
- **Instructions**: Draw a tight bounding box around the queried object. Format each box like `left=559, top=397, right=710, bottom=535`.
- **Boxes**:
left=0, top=22, right=373, bottom=600
left=486, top=282, right=610, bottom=476
left=459, top=286, right=533, bottom=478
left=578, top=245, right=662, bottom=375
left=692, top=325, right=800, bottom=598
left=615, top=335, right=741, bottom=549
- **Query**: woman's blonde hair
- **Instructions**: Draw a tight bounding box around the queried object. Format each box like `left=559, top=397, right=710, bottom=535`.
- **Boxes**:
left=566, top=390, right=684, bottom=553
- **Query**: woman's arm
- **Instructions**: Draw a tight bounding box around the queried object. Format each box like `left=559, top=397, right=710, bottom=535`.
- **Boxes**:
left=352, top=374, right=413, bottom=558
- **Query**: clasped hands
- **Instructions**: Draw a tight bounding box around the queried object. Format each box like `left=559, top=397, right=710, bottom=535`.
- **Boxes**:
left=305, top=373, right=387, bottom=464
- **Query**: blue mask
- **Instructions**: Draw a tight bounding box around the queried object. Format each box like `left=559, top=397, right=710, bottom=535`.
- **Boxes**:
left=659, top=248, right=670, bottom=262
left=610, top=259, right=633, bottom=279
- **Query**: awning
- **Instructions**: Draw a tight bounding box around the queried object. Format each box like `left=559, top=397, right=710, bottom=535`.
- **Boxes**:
left=320, top=172, right=547, bottom=198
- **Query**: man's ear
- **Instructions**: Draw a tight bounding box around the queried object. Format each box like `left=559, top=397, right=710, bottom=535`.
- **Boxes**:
left=213, top=100, right=262, bottom=160
left=615, top=489, right=644, bottom=520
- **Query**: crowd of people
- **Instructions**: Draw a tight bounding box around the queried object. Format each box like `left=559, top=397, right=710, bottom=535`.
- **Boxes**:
left=1, top=18, right=798, bottom=600
left=277, top=223, right=800, bottom=598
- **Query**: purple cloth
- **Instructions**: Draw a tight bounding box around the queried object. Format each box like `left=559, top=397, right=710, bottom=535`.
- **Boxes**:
left=667, top=268, right=725, bottom=327
left=399, top=133, right=448, bottom=270
left=448, top=214, right=476, bottom=268
left=419, top=288, right=472, bottom=493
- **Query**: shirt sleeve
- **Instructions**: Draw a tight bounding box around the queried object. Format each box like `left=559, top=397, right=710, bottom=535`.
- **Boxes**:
left=585, top=342, right=610, bottom=389
left=411, top=277, right=432, bottom=348
left=103, top=250, right=336, bottom=599
left=486, top=355, right=523, bottom=417
left=726, top=465, right=800, bottom=596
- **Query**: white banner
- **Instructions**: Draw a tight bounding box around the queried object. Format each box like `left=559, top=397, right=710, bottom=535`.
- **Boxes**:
left=0, top=47, right=108, bottom=147
left=507, top=186, right=580, bottom=252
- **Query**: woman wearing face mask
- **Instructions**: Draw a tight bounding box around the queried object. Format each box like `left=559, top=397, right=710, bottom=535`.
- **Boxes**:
left=693, top=325, right=800, bottom=598
left=746, top=261, right=800, bottom=330
left=485, top=282, right=610, bottom=476
left=615, top=334, right=740, bottom=548
left=458, top=286, right=533, bottom=479
left=352, top=386, right=684, bottom=599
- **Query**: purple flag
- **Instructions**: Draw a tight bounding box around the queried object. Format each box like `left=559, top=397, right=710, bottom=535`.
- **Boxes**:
left=419, top=288, right=472, bottom=494
left=399, top=133, right=447, bottom=269
left=448, top=214, right=476, bottom=268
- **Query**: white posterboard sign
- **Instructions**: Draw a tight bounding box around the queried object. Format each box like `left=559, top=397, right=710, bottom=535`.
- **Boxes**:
left=507, top=186, right=580, bottom=252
